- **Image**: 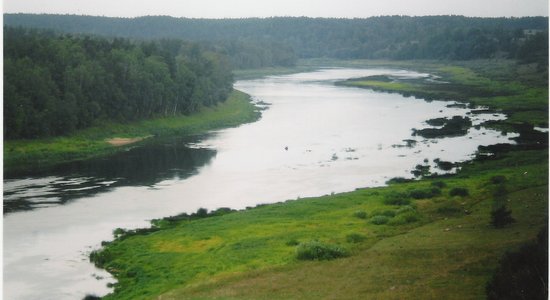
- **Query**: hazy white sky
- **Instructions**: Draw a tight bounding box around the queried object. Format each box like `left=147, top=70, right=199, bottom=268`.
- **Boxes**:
left=3, top=0, right=549, bottom=18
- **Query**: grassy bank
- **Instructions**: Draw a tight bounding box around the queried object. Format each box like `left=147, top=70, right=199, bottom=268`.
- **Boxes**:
left=335, top=59, right=548, bottom=128
left=4, top=90, right=260, bottom=175
left=91, top=149, right=547, bottom=300
left=89, top=59, right=548, bottom=299
left=233, top=65, right=317, bottom=80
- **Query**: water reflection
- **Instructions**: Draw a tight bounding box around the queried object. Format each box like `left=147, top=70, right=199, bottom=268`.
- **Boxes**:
left=3, top=136, right=216, bottom=213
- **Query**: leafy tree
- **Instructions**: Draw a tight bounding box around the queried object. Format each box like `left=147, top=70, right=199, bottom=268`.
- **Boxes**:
left=4, top=27, right=235, bottom=139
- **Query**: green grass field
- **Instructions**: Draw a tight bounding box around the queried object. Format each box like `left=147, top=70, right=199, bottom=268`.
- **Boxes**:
left=4, top=90, right=260, bottom=174
left=92, top=149, right=547, bottom=300
left=89, top=59, right=548, bottom=300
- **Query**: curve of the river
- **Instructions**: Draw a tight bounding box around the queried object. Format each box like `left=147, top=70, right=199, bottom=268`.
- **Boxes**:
left=3, top=68, right=516, bottom=299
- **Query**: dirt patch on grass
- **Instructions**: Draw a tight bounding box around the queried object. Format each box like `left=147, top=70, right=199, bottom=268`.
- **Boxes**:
left=106, top=136, right=150, bottom=147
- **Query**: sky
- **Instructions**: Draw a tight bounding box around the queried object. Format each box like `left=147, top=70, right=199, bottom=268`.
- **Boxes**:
left=2, top=0, right=549, bottom=18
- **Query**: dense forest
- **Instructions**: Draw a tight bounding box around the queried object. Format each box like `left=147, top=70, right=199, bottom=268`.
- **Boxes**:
left=4, top=27, right=233, bottom=139
left=4, top=14, right=548, bottom=65
left=4, top=14, right=548, bottom=139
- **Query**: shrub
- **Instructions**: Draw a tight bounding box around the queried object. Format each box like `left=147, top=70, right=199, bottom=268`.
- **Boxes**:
left=491, top=206, right=515, bottom=228
left=493, top=184, right=508, bottom=200
left=346, top=233, right=367, bottom=243
left=383, top=191, right=411, bottom=205
left=210, top=207, right=234, bottom=216
left=411, top=164, right=431, bottom=177
left=89, top=249, right=112, bottom=268
left=386, top=177, right=414, bottom=184
left=435, top=160, right=455, bottom=171
left=371, top=209, right=396, bottom=217
left=381, top=210, right=396, bottom=217
left=353, top=210, right=368, bottom=219
left=296, top=241, right=348, bottom=260
left=490, top=175, right=507, bottom=185
left=286, top=239, right=299, bottom=246
left=449, top=187, right=469, bottom=197
left=409, top=187, right=441, bottom=199
left=396, top=205, right=416, bottom=215
left=370, top=215, right=390, bottom=225
left=113, top=227, right=126, bottom=238
left=436, top=200, right=463, bottom=215
left=431, top=181, right=447, bottom=188
left=195, top=207, right=209, bottom=218
left=388, top=212, right=419, bottom=225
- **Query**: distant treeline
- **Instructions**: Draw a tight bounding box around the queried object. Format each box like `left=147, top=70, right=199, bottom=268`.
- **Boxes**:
left=4, top=27, right=233, bottom=139
left=4, top=14, right=548, bottom=64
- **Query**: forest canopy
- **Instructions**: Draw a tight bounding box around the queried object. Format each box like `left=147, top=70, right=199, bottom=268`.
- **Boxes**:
left=4, top=14, right=548, bottom=63
left=4, top=27, right=234, bottom=139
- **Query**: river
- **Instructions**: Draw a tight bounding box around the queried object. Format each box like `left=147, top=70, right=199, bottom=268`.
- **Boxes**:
left=3, top=68, right=515, bottom=299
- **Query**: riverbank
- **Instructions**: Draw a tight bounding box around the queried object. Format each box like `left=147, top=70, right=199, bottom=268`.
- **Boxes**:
left=334, top=59, right=548, bottom=130
left=4, top=90, right=260, bottom=175
left=91, top=148, right=548, bottom=300
left=89, top=60, right=548, bottom=299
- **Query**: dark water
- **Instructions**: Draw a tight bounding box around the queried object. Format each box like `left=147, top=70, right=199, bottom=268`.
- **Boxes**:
left=4, top=136, right=216, bottom=213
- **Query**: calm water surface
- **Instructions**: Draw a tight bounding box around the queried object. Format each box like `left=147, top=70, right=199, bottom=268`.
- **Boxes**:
left=3, top=68, right=515, bottom=299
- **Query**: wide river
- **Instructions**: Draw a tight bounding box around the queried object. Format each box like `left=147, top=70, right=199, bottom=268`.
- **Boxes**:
left=3, top=68, right=515, bottom=299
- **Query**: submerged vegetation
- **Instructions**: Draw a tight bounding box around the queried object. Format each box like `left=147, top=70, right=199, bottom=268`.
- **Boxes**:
left=413, top=116, right=472, bottom=138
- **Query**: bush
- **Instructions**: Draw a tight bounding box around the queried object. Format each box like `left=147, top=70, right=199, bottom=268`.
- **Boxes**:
left=383, top=191, right=411, bottom=205
left=493, top=184, right=508, bottom=200
left=449, top=187, right=469, bottom=197
left=113, top=227, right=126, bottom=238
left=89, top=249, right=112, bottom=268
left=296, top=241, right=348, bottom=260
left=353, top=210, right=368, bottom=219
left=435, top=160, right=455, bottom=171
left=490, top=175, right=507, bottom=185
left=371, top=209, right=396, bottom=217
left=491, top=206, right=515, bottom=228
left=436, top=200, right=463, bottom=215
left=396, top=205, right=416, bottom=215
left=431, top=181, right=447, bottom=188
left=409, top=187, right=441, bottom=199
left=346, top=233, right=367, bottom=243
left=388, top=211, right=419, bottom=225
left=210, top=207, right=235, bottom=216
left=195, top=207, right=209, bottom=218
left=370, top=215, right=390, bottom=225
left=386, top=177, right=414, bottom=184
left=286, top=239, right=299, bottom=246
left=411, top=164, right=431, bottom=177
